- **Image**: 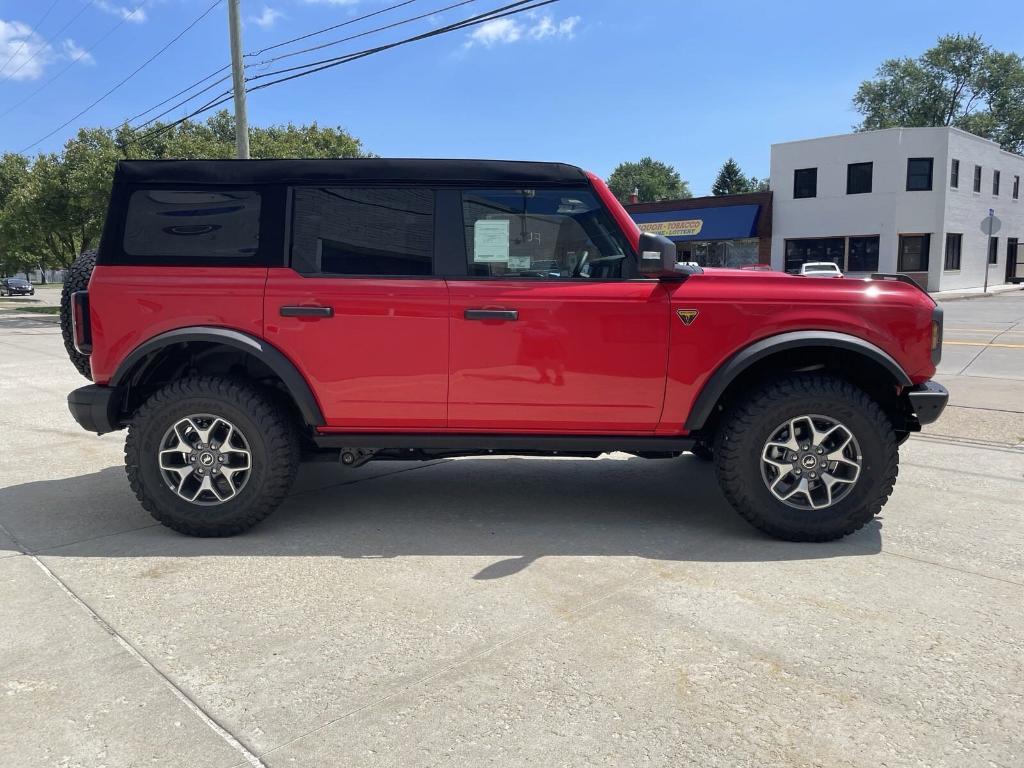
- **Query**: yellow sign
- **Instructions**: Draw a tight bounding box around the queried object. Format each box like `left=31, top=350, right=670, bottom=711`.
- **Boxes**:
left=640, top=219, right=703, bottom=238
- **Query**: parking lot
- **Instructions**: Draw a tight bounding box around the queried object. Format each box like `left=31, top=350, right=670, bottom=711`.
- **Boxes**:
left=1, top=290, right=1022, bottom=767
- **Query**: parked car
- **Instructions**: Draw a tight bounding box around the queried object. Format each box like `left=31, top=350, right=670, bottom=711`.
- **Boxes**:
left=0, top=277, right=34, bottom=296
left=62, top=158, right=947, bottom=542
left=799, top=261, right=844, bottom=277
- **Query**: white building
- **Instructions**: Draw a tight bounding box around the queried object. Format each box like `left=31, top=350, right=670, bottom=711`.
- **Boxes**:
left=770, top=127, right=1024, bottom=291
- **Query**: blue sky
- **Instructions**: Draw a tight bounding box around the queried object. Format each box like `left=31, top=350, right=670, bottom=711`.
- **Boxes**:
left=1, top=0, right=1022, bottom=194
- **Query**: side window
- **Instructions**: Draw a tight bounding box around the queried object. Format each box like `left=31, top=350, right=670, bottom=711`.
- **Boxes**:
left=461, top=188, right=629, bottom=279
left=290, top=187, right=434, bottom=276
left=122, top=189, right=260, bottom=259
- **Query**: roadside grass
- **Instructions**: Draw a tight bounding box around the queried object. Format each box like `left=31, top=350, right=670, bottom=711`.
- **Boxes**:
left=0, top=305, right=59, bottom=314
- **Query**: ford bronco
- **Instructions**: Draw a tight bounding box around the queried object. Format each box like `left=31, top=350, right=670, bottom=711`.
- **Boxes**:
left=62, top=159, right=947, bottom=541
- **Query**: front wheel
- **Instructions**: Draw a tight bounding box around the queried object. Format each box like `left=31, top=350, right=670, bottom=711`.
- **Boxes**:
left=713, top=374, right=898, bottom=542
left=125, top=377, right=300, bottom=536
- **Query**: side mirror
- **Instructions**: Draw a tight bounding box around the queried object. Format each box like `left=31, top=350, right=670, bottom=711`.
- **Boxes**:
left=638, top=232, right=680, bottom=278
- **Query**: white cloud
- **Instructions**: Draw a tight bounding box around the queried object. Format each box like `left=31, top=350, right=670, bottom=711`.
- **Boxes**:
left=251, top=6, right=284, bottom=28
left=465, top=14, right=581, bottom=49
left=467, top=18, right=521, bottom=48
left=529, top=14, right=579, bottom=40
left=96, top=1, right=147, bottom=23
left=0, top=19, right=51, bottom=80
left=61, top=39, right=95, bottom=65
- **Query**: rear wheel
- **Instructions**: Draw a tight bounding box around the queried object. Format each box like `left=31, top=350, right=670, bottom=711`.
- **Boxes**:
left=125, top=377, right=300, bottom=536
left=59, top=250, right=97, bottom=380
left=713, top=374, right=898, bottom=542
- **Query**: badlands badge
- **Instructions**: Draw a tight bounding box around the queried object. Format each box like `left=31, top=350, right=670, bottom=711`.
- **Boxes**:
left=676, top=309, right=699, bottom=326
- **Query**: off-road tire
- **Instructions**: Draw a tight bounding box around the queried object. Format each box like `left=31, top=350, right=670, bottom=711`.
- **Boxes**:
left=125, top=377, right=300, bottom=537
left=713, top=374, right=898, bottom=542
left=59, top=250, right=97, bottom=380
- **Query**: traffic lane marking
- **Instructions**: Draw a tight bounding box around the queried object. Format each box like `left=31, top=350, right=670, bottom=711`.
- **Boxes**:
left=943, top=340, right=1024, bottom=349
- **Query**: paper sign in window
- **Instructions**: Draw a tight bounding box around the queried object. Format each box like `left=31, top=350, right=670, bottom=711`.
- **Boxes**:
left=473, top=219, right=510, bottom=263
left=508, top=254, right=531, bottom=270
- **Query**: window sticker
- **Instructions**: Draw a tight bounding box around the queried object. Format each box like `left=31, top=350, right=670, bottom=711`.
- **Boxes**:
left=473, top=219, right=510, bottom=263
left=508, top=254, right=531, bottom=270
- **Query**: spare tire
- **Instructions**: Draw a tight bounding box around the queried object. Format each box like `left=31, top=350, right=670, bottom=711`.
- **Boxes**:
left=60, top=250, right=97, bottom=380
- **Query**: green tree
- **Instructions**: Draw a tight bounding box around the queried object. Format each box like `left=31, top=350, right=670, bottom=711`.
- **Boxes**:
left=853, top=33, right=1024, bottom=153
left=607, top=157, right=691, bottom=203
left=712, top=158, right=749, bottom=196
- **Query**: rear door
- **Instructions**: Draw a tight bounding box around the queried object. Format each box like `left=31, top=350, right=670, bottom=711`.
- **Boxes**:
left=446, top=187, right=670, bottom=433
left=263, top=186, right=449, bottom=430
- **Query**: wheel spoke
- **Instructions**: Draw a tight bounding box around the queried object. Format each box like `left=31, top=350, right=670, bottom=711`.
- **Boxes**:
left=159, top=413, right=251, bottom=506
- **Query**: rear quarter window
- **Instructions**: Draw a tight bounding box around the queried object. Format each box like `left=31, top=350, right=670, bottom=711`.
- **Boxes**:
left=122, top=190, right=261, bottom=259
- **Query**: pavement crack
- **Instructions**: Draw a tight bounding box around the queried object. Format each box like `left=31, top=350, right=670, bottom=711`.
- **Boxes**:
left=0, top=519, right=268, bottom=768
left=881, top=548, right=1024, bottom=588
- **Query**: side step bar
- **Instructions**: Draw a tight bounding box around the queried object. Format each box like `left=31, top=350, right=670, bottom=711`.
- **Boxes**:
left=313, top=433, right=695, bottom=453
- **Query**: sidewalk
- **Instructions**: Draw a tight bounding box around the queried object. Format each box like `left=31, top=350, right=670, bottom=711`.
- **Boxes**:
left=930, top=282, right=1023, bottom=301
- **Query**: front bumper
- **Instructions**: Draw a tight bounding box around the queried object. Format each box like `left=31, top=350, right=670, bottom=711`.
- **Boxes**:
left=906, top=380, right=948, bottom=426
left=68, top=385, right=122, bottom=435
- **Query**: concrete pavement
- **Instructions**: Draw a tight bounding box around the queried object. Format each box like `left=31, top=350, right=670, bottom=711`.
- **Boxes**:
left=1, top=295, right=1022, bottom=767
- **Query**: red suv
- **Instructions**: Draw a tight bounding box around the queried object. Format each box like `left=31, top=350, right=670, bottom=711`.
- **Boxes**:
left=62, top=159, right=947, bottom=541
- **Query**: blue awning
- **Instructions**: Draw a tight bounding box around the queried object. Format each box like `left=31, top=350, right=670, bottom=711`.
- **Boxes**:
left=631, top=204, right=760, bottom=241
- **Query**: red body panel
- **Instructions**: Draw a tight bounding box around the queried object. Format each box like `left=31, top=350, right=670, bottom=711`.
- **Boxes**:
left=263, top=268, right=449, bottom=429
left=86, top=171, right=939, bottom=437
left=447, top=280, right=670, bottom=432
left=88, top=265, right=267, bottom=384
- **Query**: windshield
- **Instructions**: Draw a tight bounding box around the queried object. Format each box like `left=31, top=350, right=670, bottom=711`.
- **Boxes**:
left=6, top=278, right=29, bottom=286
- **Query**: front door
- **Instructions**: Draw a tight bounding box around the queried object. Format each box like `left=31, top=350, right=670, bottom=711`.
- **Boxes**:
left=264, top=186, right=448, bottom=430
left=447, top=187, right=670, bottom=433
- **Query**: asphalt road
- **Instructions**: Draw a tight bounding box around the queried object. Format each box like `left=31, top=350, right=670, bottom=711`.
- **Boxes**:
left=0, top=292, right=1021, bottom=768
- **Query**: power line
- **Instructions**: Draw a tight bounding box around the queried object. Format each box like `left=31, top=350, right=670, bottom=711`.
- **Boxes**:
left=129, top=72, right=232, bottom=132
left=126, top=0, right=559, bottom=147
left=0, top=1, right=145, bottom=121
left=20, top=0, right=224, bottom=153
left=120, top=0, right=424, bottom=135
left=247, top=0, right=420, bottom=57
left=0, top=0, right=62, bottom=82
left=248, top=0, right=477, bottom=69
left=249, top=0, right=556, bottom=85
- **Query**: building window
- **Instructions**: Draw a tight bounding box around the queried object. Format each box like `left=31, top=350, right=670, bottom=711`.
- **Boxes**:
left=950, top=159, right=960, bottom=188
left=793, top=168, right=817, bottom=199
left=974, top=165, right=982, bottom=192
left=847, top=236, right=880, bottom=272
left=290, top=187, right=434, bottom=276
left=993, top=170, right=1001, bottom=196
left=989, top=236, right=999, bottom=265
left=898, top=234, right=930, bottom=272
left=846, top=162, right=873, bottom=195
left=1013, top=175, right=1019, bottom=199
left=784, top=237, right=844, bottom=273
left=944, top=233, right=962, bottom=270
left=906, top=158, right=933, bottom=191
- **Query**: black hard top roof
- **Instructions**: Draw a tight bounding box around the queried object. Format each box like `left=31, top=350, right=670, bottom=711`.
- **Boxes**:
left=114, top=158, right=589, bottom=186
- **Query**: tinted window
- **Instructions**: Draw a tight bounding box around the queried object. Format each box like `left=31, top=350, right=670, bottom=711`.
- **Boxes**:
left=847, top=236, right=880, bottom=272
left=290, top=187, right=433, bottom=276
left=846, top=162, right=872, bottom=194
left=906, top=158, right=933, bottom=191
left=950, top=159, right=959, bottom=188
left=123, top=190, right=260, bottom=258
left=993, top=170, right=1000, bottom=196
left=793, top=168, right=817, bottom=199
left=944, top=233, right=962, bottom=270
left=461, top=189, right=628, bottom=279
left=784, top=237, right=844, bottom=273
left=989, top=236, right=999, bottom=264
left=1014, top=175, right=1020, bottom=199
left=974, top=165, right=982, bottom=192
left=898, top=234, right=930, bottom=272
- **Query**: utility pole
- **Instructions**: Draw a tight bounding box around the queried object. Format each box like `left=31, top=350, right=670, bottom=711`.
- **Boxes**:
left=227, top=0, right=250, bottom=159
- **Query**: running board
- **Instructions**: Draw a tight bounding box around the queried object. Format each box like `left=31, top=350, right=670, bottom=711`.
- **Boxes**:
left=313, top=433, right=695, bottom=453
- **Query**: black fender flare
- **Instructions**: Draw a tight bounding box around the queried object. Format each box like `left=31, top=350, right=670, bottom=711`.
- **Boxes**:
left=683, top=330, right=912, bottom=431
left=112, top=326, right=325, bottom=426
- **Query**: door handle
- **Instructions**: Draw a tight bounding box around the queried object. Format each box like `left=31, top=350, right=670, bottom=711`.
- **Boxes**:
left=280, top=305, right=334, bottom=318
left=464, top=309, right=518, bottom=321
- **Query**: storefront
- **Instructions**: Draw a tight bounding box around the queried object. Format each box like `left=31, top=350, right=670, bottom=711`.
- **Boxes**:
left=625, top=191, right=772, bottom=267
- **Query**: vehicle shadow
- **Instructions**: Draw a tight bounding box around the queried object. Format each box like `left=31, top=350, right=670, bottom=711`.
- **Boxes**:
left=0, top=455, right=883, bottom=578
